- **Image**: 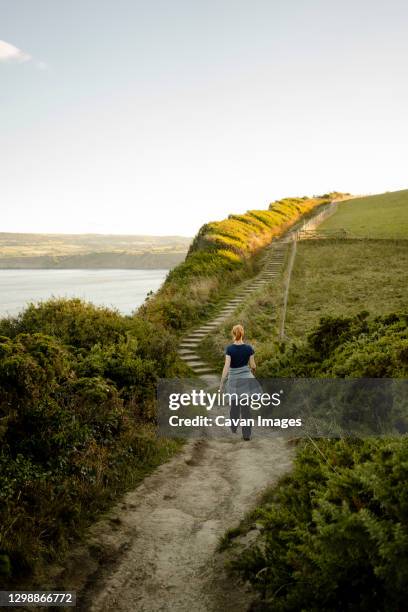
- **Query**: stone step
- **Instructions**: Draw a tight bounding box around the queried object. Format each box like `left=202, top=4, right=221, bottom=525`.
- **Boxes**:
left=180, top=355, right=202, bottom=363
left=188, top=360, right=215, bottom=368
left=197, top=322, right=218, bottom=326
left=180, top=356, right=204, bottom=363
left=184, top=359, right=212, bottom=368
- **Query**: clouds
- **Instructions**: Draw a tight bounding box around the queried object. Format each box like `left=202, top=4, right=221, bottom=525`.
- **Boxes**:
left=0, top=40, right=32, bottom=63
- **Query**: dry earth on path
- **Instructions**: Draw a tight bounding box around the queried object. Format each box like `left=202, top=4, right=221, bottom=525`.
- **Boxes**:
left=71, top=436, right=293, bottom=612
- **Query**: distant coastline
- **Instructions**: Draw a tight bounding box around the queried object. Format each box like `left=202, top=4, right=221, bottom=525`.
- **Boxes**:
left=0, top=232, right=191, bottom=269
left=0, top=252, right=187, bottom=269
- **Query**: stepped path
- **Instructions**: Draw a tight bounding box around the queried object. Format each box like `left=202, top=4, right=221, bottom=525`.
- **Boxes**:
left=80, top=238, right=296, bottom=612
left=178, top=241, right=287, bottom=382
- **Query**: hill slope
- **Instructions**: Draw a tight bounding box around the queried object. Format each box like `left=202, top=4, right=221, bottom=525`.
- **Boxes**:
left=320, top=189, right=408, bottom=237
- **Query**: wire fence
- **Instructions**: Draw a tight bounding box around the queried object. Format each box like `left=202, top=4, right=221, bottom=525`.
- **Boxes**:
left=291, top=201, right=339, bottom=241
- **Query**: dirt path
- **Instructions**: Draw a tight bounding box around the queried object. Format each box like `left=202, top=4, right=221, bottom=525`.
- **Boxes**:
left=73, top=238, right=301, bottom=611
left=84, top=437, right=293, bottom=612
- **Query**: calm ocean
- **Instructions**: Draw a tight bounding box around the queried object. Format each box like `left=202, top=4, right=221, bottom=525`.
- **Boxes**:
left=0, top=269, right=168, bottom=317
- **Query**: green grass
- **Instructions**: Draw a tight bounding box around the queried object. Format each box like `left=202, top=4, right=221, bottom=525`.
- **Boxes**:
left=195, top=191, right=408, bottom=365
left=285, top=240, right=408, bottom=341
left=197, top=239, right=408, bottom=370
left=320, top=190, right=408, bottom=237
left=143, top=195, right=342, bottom=331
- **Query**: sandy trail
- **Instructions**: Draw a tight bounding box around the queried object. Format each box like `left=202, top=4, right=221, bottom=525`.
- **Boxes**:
left=79, top=435, right=292, bottom=612
left=73, top=234, right=307, bottom=610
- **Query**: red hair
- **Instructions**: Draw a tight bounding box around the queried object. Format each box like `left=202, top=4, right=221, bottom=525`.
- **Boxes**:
left=232, top=324, right=244, bottom=341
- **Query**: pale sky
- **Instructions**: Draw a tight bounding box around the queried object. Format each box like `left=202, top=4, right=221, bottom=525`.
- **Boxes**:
left=1, top=0, right=408, bottom=236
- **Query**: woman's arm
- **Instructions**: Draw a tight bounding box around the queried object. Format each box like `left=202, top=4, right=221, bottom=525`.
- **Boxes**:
left=219, top=355, right=231, bottom=391
left=249, top=354, right=256, bottom=373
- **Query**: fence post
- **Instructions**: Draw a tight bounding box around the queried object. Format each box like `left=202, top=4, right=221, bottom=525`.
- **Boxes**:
left=279, top=235, right=297, bottom=341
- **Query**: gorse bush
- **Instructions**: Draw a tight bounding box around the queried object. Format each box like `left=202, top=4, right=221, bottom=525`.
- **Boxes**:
left=257, top=311, right=408, bottom=378
left=227, top=312, right=408, bottom=611
left=233, top=438, right=408, bottom=612
left=142, top=195, right=338, bottom=330
left=0, top=298, right=181, bottom=582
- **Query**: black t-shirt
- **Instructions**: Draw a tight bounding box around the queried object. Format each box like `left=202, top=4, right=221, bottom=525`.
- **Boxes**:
left=225, top=343, right=254, bottom=368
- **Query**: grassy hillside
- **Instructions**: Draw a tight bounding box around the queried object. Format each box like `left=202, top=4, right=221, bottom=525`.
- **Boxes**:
left=196, top=238, right=407, bottom=368
left=284, top=190, right=408, bottom=340
left=320, top=189, right=408, bottom=237
left=220, top=191, right=408, bottom=610
left=285, top=240, right=408, bottom=341
left=142, top=194, right=343, bottom=330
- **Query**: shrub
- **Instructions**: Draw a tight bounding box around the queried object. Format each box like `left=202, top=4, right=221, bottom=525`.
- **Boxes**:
left=227, top=312, right=408, bottom=611
left=258, top=312, right=408, bottom=378
left=0, top=298, right=181, bottom=582
left=232, top=438, right=408, bottom=612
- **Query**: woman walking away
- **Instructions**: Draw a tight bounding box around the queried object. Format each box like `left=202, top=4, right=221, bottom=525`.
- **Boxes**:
left=219, top=324, right=258, bottom=441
